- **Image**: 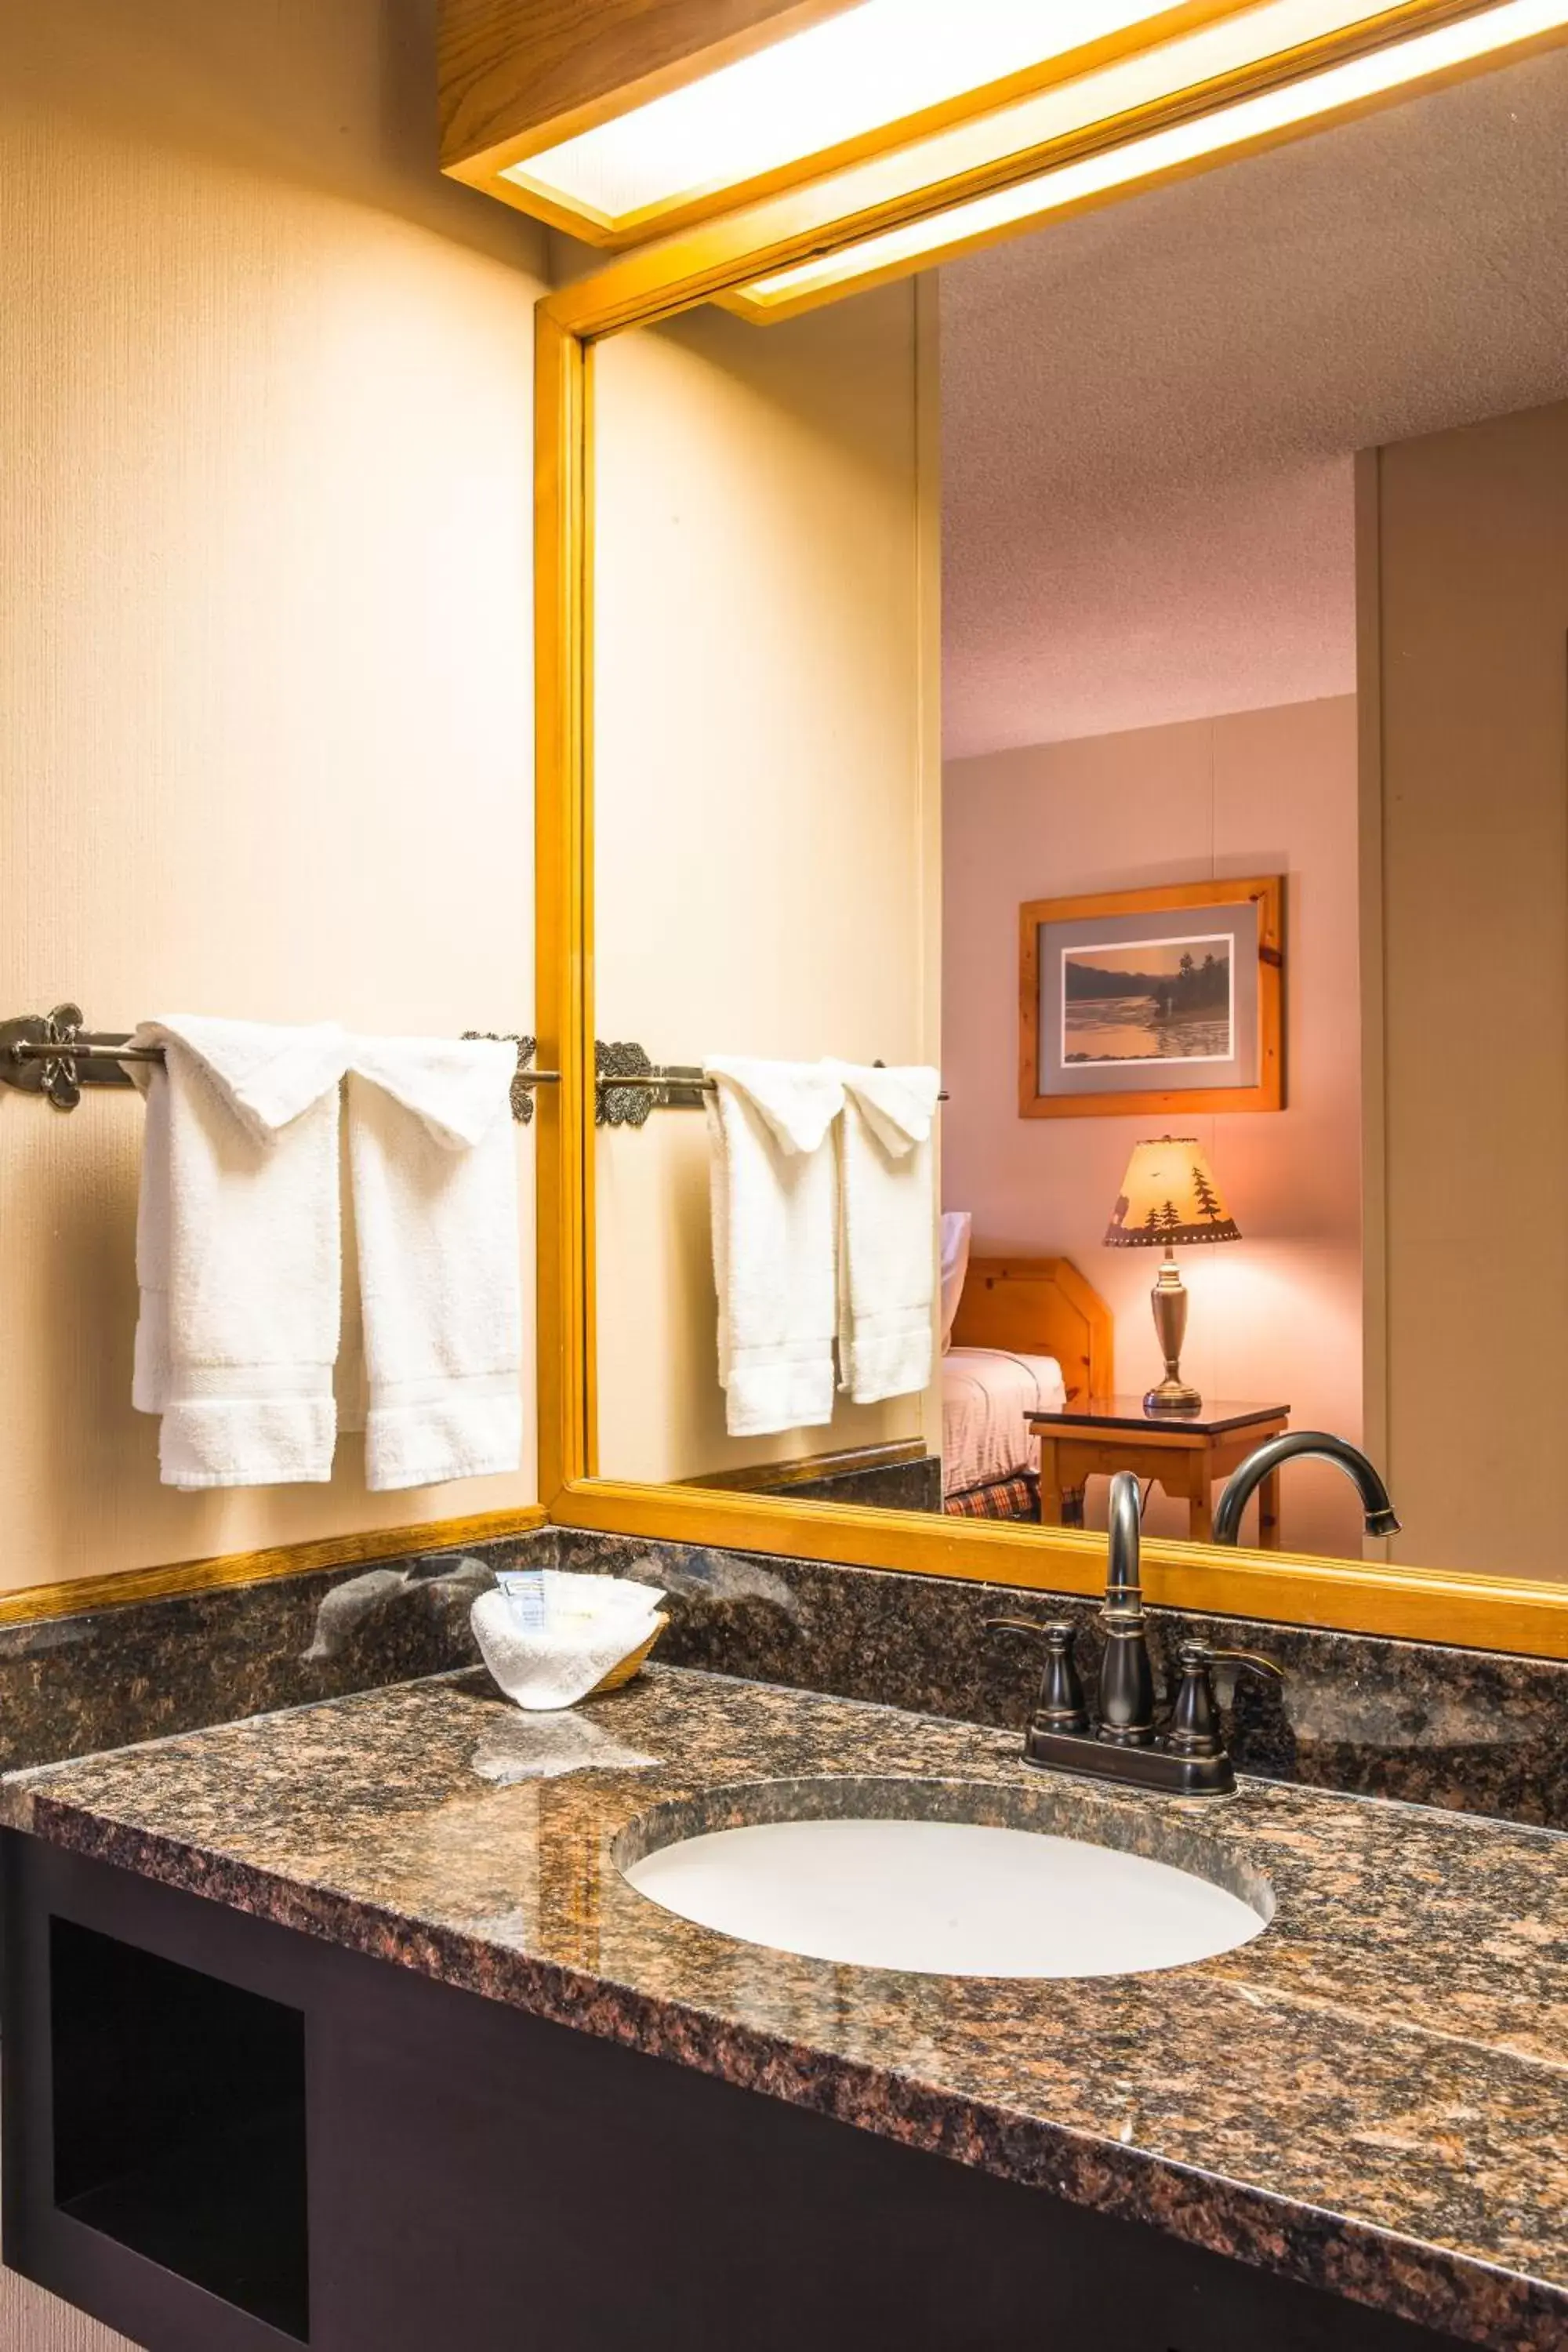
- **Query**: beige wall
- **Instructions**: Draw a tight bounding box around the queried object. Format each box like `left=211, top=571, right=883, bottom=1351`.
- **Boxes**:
left=590, top=282, right=940, bottom=1485
left=1365, top=396, right=1568, bottom=1581
left=944, top=697, right=1364, bottom=1559
left=0, top=0, right=546, bottom=1603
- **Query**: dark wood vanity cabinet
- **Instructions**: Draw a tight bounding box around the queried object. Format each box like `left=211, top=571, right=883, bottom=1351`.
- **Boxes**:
left=2, top=1834, right=1465, bottom=2352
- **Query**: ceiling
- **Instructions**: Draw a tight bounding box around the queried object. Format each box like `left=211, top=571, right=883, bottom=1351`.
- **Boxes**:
left=940, top=43, right=1568, bottom=759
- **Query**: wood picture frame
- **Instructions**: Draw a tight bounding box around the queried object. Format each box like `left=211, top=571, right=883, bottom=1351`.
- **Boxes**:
left=1018, top=877, right=1283, bottom=1120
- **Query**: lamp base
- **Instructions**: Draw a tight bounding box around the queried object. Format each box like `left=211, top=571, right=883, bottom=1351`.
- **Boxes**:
left=1144, top=1376, right=1203, bottom=1416
left=1148, top=1250, right=1203, bottom=1414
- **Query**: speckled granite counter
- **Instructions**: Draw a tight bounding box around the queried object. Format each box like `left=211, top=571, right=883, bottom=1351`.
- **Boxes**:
left=5, top=1664, right=1568, bottom=2350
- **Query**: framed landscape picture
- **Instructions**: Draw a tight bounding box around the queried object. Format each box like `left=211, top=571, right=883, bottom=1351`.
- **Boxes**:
left=1018, top=877, right=1283, bottom=1119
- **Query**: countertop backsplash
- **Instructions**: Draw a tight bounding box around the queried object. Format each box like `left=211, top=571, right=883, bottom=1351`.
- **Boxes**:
left=2, top=1525, right=1566, bottom=1828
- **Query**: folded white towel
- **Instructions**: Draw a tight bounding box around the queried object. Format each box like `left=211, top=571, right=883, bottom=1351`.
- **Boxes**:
left=345, top=1034, right=523, bottom=1491
left=130, top=1017, right=350, bottom=1488
left=703, top=1056, right=844, bottom=1438
left=827, top=1062, right=941, bottom=1406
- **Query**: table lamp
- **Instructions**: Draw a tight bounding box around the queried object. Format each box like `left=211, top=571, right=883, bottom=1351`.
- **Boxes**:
left=1104, top=1136, right=1240, bottom=1414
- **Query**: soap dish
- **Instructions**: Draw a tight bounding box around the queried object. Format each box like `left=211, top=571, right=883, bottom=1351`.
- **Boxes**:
left=590, top=1618, right=668, bottom=1693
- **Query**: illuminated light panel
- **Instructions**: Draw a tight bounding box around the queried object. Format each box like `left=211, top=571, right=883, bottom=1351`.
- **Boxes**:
left=735, top=0, right=1568, bottom=316
left=504, top=0, right=1192, bottom=227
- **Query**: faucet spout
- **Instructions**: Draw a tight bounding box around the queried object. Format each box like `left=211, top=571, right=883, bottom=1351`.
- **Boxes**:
left=1213, top=1430, right=1399, bottom=1545
left=1097, top=1471, right=1156, bottom=1748
left=1105, top=1469, right=1143, bottom=1602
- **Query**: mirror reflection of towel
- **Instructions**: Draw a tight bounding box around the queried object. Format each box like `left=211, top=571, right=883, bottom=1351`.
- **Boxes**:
left=702, top=1057, right=844, bottom=1437
left=827, top=1062, right=941, bottom=1406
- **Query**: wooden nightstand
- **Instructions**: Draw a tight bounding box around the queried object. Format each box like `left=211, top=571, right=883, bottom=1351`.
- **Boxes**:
left=1026, top=1399, right=1290, bottom=1547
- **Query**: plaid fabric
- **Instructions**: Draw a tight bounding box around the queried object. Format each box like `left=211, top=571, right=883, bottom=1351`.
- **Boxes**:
left=945, top=1473, right=1040, bottom=1522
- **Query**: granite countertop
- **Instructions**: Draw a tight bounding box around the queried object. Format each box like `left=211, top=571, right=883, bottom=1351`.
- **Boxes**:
left=5, top=1664, right=1568, bottom=2350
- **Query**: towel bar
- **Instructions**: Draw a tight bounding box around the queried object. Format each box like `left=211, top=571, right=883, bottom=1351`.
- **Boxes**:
left=2, top=1009, right=946, bottom=1127
left=1, top=1007, right=560, bottom=1122
left=601, top=1073, right=950, bottom=1097
left=593, top=1040, right=947, bottom=1130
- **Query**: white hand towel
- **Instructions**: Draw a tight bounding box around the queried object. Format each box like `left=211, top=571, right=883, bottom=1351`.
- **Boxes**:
left=345, top=1034, right=523, bottom=1491
left=130, top=1017, right=350, bottom=1488
left=827, top=1062, right=941, bottom=1406
left=703, top=1056, right=844, bottom=1438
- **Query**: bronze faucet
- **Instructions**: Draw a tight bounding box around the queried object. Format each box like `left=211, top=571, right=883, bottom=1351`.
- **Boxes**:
left=1213, top=1430, right=1399, bottom=1544
left=989, top=1470, right=1281, bottom=1798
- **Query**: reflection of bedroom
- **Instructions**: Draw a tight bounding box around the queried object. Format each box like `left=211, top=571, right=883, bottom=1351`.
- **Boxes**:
left=590, top=43, right=1568, bottom=1584
left=935, top=53, right=1568, bottom=1560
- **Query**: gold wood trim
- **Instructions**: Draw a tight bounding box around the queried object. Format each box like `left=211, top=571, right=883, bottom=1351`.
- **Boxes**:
left=1356, top=443, right=1393, bottom=1515
left=0, top=1506, right=549, bottom=1633
left=535, top=309, right=592, bottom=1511
left=548, top=1482, right=1568, bottom=1661
left=581, top=339, right=602, bottom=1483
left=532, top=0, right=1568, bottom=1661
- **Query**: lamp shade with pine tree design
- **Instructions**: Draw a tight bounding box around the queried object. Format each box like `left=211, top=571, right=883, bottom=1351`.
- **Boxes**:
left=1104, top=1137, right=1240, bottom=1249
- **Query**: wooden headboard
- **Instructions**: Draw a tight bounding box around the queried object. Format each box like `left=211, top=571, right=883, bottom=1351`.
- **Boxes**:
left=949, top=1256, right=1114, bottom=1406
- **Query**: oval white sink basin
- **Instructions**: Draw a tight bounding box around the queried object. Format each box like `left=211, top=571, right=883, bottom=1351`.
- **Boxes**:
left=623, top=1813, right=1269, bottom=1979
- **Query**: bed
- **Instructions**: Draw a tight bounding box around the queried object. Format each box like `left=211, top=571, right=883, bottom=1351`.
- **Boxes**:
left=942, top=1250, right=1114, bottom=1520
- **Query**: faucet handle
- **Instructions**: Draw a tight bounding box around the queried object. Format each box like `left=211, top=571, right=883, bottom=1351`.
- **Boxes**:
left=1167, top=1641, right=1285, bottom=1764
left=1195, top=1645, right=1286, bottom=1686
left=985, top=1617, right=1090, bottom=1734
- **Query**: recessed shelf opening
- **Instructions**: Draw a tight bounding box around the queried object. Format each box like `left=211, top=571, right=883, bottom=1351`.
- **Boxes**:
left=49, top=1918, right=309, bottom=2339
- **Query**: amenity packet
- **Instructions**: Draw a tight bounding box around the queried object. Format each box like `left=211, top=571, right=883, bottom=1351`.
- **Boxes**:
left=495, top=1570, right=547, bottom=1631
left=495, top=1568, right=667, bottom=1635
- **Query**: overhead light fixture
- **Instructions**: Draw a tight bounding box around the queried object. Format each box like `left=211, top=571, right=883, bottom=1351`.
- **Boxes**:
left=728, top=0, right=1568, bottom=320
left=499, top=0, right=1205, bottom=242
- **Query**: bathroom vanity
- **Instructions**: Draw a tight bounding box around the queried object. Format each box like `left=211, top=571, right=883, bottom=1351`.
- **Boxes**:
left=4, top=1662, right=1565, bottom=2352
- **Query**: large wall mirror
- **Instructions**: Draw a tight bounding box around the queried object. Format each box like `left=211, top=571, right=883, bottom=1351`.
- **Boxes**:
left=546, top=30, right=1568, bottom=1647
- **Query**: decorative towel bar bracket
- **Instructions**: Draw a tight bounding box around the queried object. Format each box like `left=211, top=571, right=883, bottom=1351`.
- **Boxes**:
left=1, top=1011, right=944, bottom=1127
left=0, top=1006, right=146, bottom=1110
left=459, top=1031, right=550, bottom=1124
left=596, top=1040, right=708, bottom=1127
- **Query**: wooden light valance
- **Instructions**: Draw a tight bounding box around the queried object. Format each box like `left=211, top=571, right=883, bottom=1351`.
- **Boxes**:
left=437, top=0, right=1287, bottom=249
left=438, top=0, right=862, bottom=237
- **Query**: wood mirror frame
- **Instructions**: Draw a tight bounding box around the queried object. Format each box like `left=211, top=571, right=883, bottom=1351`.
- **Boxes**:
left=532, top=0, right=1568, bottom=1661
